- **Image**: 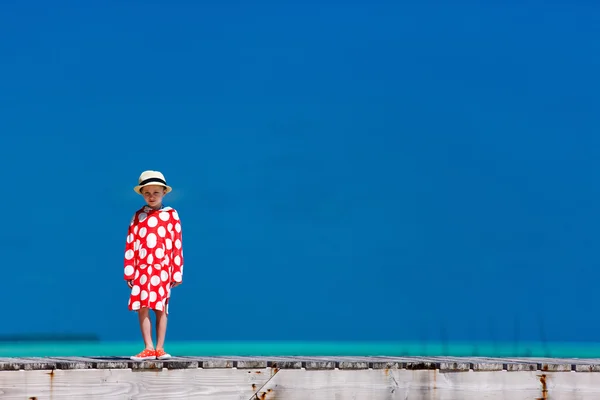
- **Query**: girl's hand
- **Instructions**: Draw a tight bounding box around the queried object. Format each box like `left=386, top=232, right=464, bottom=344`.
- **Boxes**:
left=171, top=281, right=181, bottom=288
left=127, top=280, right=133, bottom=288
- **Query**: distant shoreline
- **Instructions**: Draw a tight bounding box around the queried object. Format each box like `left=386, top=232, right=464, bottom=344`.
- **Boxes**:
left=0, top=334, right=100, bottom=342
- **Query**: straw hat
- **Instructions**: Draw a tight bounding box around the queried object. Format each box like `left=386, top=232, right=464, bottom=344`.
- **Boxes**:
left=134, top=170, right=173, bottom=195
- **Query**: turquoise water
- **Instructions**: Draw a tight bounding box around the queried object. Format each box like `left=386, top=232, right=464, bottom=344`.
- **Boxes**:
left=3, top=341, right=600, bottom=358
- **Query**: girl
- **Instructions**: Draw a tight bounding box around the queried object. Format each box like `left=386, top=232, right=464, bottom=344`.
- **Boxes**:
left=124, top=170, right=184, bottom=361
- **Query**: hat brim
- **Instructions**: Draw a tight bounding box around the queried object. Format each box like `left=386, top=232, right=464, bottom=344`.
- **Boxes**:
left=134, top=183, right=172, bottom=195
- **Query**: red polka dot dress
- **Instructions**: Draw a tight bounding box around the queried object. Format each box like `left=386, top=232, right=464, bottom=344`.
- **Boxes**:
left=124, top=205, right=183, bottom=314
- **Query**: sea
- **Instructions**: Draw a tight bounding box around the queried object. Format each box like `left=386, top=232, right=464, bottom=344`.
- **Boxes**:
left=2, top=340, right=600, bottom=358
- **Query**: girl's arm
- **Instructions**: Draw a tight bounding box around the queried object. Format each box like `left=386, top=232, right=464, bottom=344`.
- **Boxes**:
left=172, top=216, right=184, bottom=285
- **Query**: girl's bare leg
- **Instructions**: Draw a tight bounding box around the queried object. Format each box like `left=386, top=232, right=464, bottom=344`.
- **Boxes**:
left=137, top=308, right=154, bottom=350
left=155, top=309, right=168, bottom=350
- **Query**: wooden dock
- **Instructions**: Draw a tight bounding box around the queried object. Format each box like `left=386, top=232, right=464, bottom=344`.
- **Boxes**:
left=3, top=355, right=600, bottom=399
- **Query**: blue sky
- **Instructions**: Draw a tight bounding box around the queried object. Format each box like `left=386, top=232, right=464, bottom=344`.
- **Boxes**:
left=1, top=0, right=599, bottom=344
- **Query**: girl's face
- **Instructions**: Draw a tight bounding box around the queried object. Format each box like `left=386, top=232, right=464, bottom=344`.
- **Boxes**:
left=141, top=185, right=166, bottom=209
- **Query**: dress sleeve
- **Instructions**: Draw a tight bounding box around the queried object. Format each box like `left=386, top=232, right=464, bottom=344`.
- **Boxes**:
left=124, top=216, right=137, bottom=281
left=171, top=212, right=184, bottom=283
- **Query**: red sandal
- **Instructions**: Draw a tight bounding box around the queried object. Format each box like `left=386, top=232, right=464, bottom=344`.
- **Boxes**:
left=130, top=349, right=156, bottom=361
left=155, top=349, right=171, bottom=360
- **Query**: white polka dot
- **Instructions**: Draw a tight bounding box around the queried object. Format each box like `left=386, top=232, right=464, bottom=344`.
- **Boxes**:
left=132, top=301, right=140, bottom=309
left=139, top=248, right=147, bottom=259
left=140, top=275, right=148, bottom=285
left=134, top=269, right=140, bottom=279
left=134, top=226, right=138, bottom=235
left=168, top=223, right=173, bottom=232
left=150, top=291, right=157, bottom=302
left=151, top=276, right=160, bottom=286
left=134, top=240, right=140, bottom=251
left=173, top=211, right=179, bottom=220
left=139, top=227, right=147, bottom=238
left=148, top=265, right=153, bottom=275
left=147, top=233, right=157, bottom=248
left=147, top=216, right=158, bottom=227
left=155, top=301, right=163, bottom=311
left=153, top=263, right=162, bottom=270
left=166, top=239, right=172, bottom=250
left=147, top=254, right=154, bottom=264
left=125, top=250, right=134, bottom=260
left=157, top=226, right=166, bottom=237
left=161, top=270, right=169, bottom=282
left=175, top=239, right=181, bottom=249
left=175, top=223, right=181, bottom=233
left=174, top=256, right=181, bottom=266
left=127, top=233, right=134, bottom=243
left=173, top=271, right=182, bottom=282
left=124, top=265, right=134, bottom=276
left=155, top=248, right=164, bottom=259
left=159, top=212, right=170, bottom=221
left=138, top=213, right=147, bottom=223
left=131, top=285, right=140, bottom=296
left=159, top=286, right=165, bottom=296
left=141, top=290, right=148, bottom=301
left=139, top=263, right=146, bottom=270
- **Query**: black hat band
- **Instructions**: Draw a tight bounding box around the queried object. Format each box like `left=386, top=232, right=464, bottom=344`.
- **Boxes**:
left=139, top=177, right=167, bottom=186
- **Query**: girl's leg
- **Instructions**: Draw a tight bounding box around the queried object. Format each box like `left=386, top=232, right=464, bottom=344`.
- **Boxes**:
left=154, top=309, right=168, bottom=350
left=138, top=308, right=154, bottom=350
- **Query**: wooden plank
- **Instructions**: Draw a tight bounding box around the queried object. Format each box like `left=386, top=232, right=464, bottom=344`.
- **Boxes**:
left=3, top=355, right=600, bottom=372
left=4, top=363, right=600, bottom=399
left=255, top=369, right=487, bottom=400
left=576, top=364, right=600, bottom=372
left=253, top=369, right=397, bottom=400
left=255, top=369, right=600, bottom=400
left=472, top=362, right=504, bottom=371
left=0, top=367, right=272, bottom=400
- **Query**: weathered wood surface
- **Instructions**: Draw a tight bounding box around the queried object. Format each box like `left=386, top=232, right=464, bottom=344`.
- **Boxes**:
left=3, top=356, right=600, bottom=399
left=3, top=364, right=600, bottom=399
left=0, top=368, right=272, bottom=400
left=3, top=355, right=600, bottom=371
left=257, top=369, right=600, bottom=400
